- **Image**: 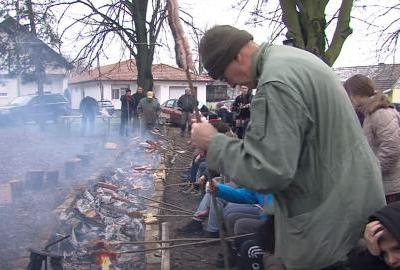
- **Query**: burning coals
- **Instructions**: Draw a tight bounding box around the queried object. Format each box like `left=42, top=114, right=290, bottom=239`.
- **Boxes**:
left=44, top=137, right=166, bottom=270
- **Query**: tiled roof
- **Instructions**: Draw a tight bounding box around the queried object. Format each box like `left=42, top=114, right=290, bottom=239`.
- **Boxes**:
left=334, top=63, right=400, bottom=91
left=69, top=59, right=213, bottom=84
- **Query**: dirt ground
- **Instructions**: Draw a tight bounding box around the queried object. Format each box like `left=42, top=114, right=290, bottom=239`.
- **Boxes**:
left=160, top=127, right=222, bottom=270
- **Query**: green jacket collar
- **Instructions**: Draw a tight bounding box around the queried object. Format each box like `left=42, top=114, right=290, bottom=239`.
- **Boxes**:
left=251, top=43, right=271, bottom=86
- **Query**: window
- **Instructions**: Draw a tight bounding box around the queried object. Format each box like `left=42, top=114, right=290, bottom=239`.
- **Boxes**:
left=111, top=85, right=129, bottom=100
left=121, top=88, right=129, bottom=96
left=166, top=99, right=175, bottom=107
left=206, top=85, right=228, bottom=102
left=169, top=86, right=198, bottom=99
left=112, top=89, right=120, bottom=100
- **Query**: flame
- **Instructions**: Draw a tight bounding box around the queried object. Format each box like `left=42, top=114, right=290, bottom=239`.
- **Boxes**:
left=98, top=254, right=111, bottom=270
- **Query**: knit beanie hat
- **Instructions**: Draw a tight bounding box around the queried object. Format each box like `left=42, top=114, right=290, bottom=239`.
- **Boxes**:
left=369, top=201, right=400, bottom=244
left=344, top=74, right=375, bottom=97
left=199, top=25, right=253, bottom=80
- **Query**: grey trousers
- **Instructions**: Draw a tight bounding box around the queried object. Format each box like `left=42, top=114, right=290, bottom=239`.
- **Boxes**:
left=208, top=202, right=260, bottom=233
left=180, top=111, right=192, bottom=132
left=225, top=212, right=263, bottom=235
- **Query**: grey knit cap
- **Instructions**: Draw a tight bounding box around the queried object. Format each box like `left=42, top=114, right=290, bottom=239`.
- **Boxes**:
left=199, top=25, right=253, bottom=80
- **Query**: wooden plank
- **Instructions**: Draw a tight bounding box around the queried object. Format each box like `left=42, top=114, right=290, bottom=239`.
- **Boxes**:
left=161, top=222, right=170, bottom=270
left=0, top=183, right=12, bottom=204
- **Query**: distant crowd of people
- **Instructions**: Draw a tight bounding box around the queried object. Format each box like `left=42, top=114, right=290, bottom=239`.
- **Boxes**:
left=78, top=86, right=161, bottom=137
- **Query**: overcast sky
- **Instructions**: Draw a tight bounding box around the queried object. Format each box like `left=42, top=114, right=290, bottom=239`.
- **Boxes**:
left=59, top=0, right=399, bottom=68
left=171, top=0, right=399, bottom=68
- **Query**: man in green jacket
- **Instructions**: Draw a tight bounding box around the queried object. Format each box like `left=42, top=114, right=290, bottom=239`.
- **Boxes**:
left=137, top=91, right=160, bottom=134
left=191, top=25, right=386, bottom=270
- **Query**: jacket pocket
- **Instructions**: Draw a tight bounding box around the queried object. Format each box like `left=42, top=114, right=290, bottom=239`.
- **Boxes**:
left=248, top=97, right=267, bottom=140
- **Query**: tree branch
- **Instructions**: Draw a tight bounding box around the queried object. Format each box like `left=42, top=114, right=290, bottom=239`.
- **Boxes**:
left=325, top=0, right=353, bottom=66
left=279, top=0, right=305, bottom=48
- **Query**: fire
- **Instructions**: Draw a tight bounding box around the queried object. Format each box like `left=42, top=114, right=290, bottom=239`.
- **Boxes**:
left=97, top=254, right=111, bottom=270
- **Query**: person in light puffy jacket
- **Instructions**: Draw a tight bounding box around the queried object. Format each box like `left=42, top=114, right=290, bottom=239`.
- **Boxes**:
left=345, top=74, right=400, bottom=203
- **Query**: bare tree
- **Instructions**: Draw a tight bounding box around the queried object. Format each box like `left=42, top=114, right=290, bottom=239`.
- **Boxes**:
left=50, top=0, right=168, bottom=91
left=233, top=0, right=354, bottom=67
left=365, top=2, right=400, bottom=62
left=0, top=0, right=61, bottom=96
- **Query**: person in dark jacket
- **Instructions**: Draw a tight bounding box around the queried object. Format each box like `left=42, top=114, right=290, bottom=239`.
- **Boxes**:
left=132, top=86, right=146, bottom=129
left=231, top=86, right=252, bottom=138
left=79, top=96, right=99, bottom=136
left=178, top=88, right=197, bottom=136
left=349, top=202, right=400, bottom=270
left=120, top=89, right=134, bottom=136
left=216, top=102, right=233, bottom=126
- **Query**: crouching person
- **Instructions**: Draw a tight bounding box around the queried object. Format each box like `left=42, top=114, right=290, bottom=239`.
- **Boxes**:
left=348, top=202, right=400, bottom=270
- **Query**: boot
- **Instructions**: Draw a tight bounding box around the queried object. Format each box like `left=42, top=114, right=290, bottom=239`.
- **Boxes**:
left=176, top=220, right=203, bottom=236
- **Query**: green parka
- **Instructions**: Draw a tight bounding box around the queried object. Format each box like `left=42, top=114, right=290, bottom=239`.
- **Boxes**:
left=207, top=44, right=386, bottom=270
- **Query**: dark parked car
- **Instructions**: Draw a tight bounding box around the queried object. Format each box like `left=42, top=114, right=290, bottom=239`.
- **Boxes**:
left=98, top=99, right=115, bottom=115
left=0, top=93, right=71, bottom=124
left=161, top=99, right=206, bottom=125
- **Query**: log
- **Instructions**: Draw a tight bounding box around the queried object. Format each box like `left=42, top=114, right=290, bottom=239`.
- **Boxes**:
left=45, top=170, right=59, bottom=187
left=25, top=170, right=45, bottom=190
left=65, top=159, right=81, bottom=179
left=76, top=154, right=92, bottom=166
left=9, top=179, right=23, bottom=197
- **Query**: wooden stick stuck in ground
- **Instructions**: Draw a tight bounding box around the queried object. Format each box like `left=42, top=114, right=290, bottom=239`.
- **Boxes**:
left=161, top=222, right=170, bottom=270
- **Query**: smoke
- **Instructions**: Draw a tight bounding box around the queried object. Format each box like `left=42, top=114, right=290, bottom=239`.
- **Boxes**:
left=0, top=121, right=163, bottom=269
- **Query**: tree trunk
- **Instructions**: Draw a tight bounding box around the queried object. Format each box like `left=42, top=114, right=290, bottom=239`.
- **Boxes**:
left=26, top=0, right=45, bottom=95
left=280, top=0, right=353, bottom=66
left=132, top=0, right=154, bottom=91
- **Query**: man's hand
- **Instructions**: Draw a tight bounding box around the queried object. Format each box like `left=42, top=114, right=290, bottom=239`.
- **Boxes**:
left=364, top=220, right=385, bottom=256
left=191, top=119, right=218, bottom=151
left=199, top=175, right=207, bottom=190
left=205, top=179, right=219, bottom=193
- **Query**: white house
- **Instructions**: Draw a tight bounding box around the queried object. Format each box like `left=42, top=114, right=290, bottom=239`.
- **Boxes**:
left=68, top=60, right=214, bottom=110
left=0, top=17, right=72, bottom=106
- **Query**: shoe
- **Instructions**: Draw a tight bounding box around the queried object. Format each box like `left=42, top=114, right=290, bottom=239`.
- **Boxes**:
left=202, top=230, right=219, bottom=238
left=176, top=220, right=203, bottom=236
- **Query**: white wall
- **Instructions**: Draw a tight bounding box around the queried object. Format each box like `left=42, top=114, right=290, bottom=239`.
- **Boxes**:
left=155, top=81, right=207, bottom=105
left=0, top=73, right=68, bottom=106
left=70, top=81, right=102, bottom=109
left=69, top=80, right=209, bottom=109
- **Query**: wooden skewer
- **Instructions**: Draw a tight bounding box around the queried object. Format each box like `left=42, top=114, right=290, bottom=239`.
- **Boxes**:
left=114, top=233, right=256, bottom=254
left=112, top=195, right=194, bottom=215
left=133, top=167, right=189, bottom=172
left=153, top=214, right=193, bottom=217
left=132, top=194, right=195, bottom=215
left=163, top=182, right=193, bottom=187
left=110, top=237, right=217, bottom=245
